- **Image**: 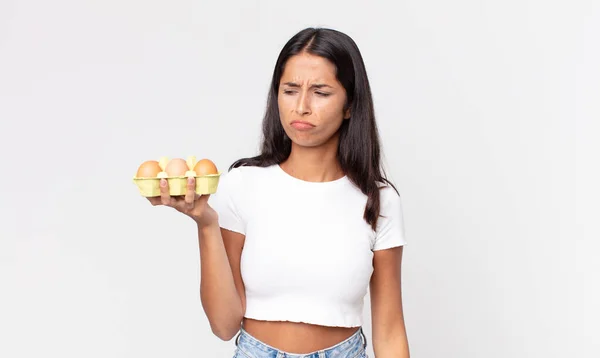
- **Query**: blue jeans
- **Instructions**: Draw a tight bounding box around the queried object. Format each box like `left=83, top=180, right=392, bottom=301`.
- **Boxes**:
left=233, top=326, right=368, bottom=358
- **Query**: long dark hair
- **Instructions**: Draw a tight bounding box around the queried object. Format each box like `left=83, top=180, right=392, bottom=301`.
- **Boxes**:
left=230, top=27, right=397, bottom=231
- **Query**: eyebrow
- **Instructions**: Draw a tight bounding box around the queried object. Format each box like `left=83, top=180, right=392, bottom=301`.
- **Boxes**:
left=282, top=82, right=333, bottom=89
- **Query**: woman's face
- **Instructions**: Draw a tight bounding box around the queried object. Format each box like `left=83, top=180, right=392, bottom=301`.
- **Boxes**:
left=278, top=52, right=350, bottom=148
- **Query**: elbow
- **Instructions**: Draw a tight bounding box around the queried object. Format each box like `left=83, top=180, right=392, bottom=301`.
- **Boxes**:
left=208, top=309, right=243, bottom=341
left=200, top=295, right=244, bottom=341
left=211, top=322, right=241, bottom=341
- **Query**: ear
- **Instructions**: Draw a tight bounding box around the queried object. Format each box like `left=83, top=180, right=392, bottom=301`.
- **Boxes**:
left=344, top=107, right=351, bottom=119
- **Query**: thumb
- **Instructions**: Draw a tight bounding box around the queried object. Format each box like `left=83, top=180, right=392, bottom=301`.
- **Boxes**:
left=195, top=193, right=211, bottom=203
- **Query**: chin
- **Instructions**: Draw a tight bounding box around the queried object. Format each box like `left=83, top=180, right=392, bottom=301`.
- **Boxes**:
left=290, top=137, right=322, bottom=148
left=289, top=133, right=337, bottom=149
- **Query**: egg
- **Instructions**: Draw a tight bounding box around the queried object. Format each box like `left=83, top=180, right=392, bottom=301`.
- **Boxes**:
left=164, top=158, right=189, bottom=177
left=193, top=159, right=218, bottom=176
left=136, top=160, right=162, bottom=178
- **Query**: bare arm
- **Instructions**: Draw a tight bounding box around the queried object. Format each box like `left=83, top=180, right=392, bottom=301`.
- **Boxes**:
left=198, top=224, right=246, bottom=341
left=148, top=177, right=246, bottom=341
left=370, top=246, right=410, bottom=357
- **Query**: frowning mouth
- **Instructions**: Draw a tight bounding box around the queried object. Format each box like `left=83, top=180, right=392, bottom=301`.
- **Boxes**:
left=290, top=120, right=315, bottom=130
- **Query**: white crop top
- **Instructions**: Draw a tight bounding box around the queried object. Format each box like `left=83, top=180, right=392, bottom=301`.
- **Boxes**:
left=208, top=164, right=407, bottom=328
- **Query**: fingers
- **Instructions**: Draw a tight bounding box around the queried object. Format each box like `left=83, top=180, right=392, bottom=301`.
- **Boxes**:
left=154, top=177, right=198, bottom=213
left=160, top=178, right=171, bottom=205
left=196, top=193, right=210, bottom=205
left=184, top=177, right=196, bottom=210
left=147, top=197, right=162, bottom=206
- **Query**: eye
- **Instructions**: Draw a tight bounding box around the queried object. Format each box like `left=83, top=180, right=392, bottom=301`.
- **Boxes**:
left=283, top=89, right=297, bottom=95
left=315, top=91, right=331, bottom=97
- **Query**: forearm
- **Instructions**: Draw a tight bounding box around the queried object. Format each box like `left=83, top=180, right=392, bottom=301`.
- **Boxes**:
left=198, top=223, right=243, bottom=340
left=374, top=343, right=410, bottom=358
left=373, top=328, right=410, bottom=358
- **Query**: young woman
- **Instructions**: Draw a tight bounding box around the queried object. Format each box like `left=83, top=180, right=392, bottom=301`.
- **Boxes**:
left=148, top=27, right=410, bottom=358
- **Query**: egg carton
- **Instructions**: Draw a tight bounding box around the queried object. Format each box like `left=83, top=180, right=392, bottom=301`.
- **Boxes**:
left=132, top=156, right=221, bottom=197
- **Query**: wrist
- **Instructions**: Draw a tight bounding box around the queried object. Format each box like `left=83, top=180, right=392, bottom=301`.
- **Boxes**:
left=197, top=219, right=220, bottom=236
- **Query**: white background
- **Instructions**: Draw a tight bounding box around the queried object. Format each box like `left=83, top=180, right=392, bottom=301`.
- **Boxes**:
left=1, top=0, right=597, bottom=357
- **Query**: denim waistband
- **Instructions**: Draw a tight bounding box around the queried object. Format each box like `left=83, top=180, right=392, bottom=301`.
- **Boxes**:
left=234, top=326, right=367, bottom=357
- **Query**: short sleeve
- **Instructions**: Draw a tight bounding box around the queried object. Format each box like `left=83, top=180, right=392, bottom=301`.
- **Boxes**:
left=207, top=168, right=246, bottom=235
left=372, top=186, right=407, bottom=251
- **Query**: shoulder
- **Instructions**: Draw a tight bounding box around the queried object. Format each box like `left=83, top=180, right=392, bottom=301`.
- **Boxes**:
left=223, top=164, right=275, bottom=181
left=372, top=181, right=407, bottom=249
left=217, top=166, right=243, bottom=191
left=378, top=182, right=401, bottom=208
left=376, top=182, right=405, bottom=229
left=218, top=164, right=278, bottom=192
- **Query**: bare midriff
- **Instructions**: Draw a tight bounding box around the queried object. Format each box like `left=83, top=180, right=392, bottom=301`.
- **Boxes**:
left=242, top=317, right=360, bottom=354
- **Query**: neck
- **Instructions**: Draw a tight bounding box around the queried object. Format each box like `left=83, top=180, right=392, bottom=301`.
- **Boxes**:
left=280, top=136, right=344, bottom=183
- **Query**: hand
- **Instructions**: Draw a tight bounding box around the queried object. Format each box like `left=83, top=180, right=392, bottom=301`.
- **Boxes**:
left=147, top=177, right=217, bottom=228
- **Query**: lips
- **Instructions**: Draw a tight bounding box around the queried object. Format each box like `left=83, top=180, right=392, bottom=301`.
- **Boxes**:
left=290, top=120, right=315, bottom=130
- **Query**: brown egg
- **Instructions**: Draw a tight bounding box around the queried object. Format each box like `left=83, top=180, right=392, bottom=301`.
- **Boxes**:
left=164, top=158, right=189, bottom=177
left=136, top=160, right=162, bottom=178
left=193, top=159, right=218, bottom=176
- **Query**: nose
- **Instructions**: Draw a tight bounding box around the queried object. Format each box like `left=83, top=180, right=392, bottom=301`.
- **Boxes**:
left=294, top=91, right=311, bottom=116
